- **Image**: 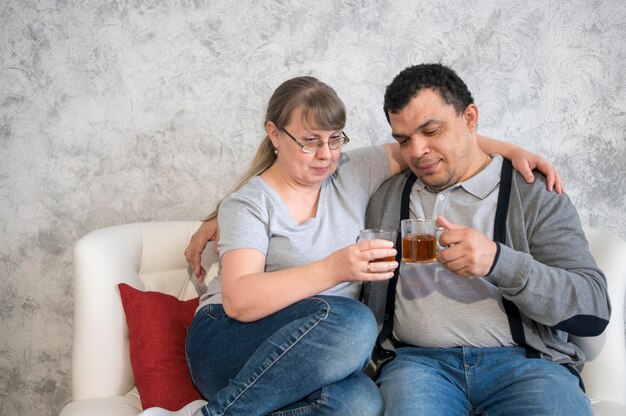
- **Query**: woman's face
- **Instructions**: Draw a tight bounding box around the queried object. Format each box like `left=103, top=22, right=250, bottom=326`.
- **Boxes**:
left=268, top=106, right=343, bottom=188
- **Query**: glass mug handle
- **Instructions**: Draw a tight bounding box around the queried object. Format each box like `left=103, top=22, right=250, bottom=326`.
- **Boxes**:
left=435, top=226, right=448, bottom=253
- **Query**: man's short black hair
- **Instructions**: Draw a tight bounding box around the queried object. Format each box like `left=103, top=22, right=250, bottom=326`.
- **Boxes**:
left=383, top=63, right=474, bottom=123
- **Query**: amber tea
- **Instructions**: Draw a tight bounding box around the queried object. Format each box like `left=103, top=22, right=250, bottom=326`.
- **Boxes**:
left=400, top=219, right=438, bottom=264
left=374, top=254, right=396, bottom=263
left=402, top=233, right=437, bottom=263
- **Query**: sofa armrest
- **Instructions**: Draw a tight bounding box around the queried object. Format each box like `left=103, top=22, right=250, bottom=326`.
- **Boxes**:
left=71, top=221, right=203, bottom=401
left=60, top=388, right=141, bottom=416
left=572, top=227, right=626, bottom=408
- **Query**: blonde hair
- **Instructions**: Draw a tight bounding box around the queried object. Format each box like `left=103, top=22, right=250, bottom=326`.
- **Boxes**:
left=204, top=76, right=346, bottom=221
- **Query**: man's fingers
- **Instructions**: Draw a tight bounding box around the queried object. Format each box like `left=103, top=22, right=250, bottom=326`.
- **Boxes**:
left=435, top=215, right=462, bottom=230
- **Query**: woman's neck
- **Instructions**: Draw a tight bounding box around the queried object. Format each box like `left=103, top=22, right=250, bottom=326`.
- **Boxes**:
left=260, top=164, right=322, bottom=224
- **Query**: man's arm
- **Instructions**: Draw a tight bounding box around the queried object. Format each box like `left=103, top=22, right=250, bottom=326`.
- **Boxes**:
left=491, top=174, right=610, bottom=337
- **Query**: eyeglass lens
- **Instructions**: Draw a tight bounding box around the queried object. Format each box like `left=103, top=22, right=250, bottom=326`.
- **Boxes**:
left=302, top=136, right=346, bottom=152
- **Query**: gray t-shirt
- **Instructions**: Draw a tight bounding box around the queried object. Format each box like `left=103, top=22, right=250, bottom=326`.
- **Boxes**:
left=394, top=155, right=515, bottom=348
left=199, top=146, right=390, bottom=310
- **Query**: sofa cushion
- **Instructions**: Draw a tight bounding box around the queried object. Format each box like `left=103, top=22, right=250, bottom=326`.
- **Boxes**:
left=118, top=283, right=203, bottom=410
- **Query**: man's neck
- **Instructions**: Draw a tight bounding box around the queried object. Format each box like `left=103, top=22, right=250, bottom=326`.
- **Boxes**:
left=458, top=152, right=492, bottom=185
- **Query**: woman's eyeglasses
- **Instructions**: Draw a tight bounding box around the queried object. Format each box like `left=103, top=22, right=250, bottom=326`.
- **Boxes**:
left=279, top=126, right=350, bottom=154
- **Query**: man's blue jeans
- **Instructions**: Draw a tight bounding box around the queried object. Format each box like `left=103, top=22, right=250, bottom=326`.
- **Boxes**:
left=377, top=346, right=591, bottom=416
left=185, top=295, right=383, bottom=416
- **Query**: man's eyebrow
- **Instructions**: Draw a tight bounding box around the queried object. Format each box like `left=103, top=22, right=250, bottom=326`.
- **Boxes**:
left=416, top=119, right=440, bottom=130
left=392, top=119, right=440, bottom=138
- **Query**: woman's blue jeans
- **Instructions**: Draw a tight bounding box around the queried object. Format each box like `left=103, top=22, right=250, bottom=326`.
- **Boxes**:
left=185, top=295, right=383, bottom=416
left=377, top=346, right=592, bottom=416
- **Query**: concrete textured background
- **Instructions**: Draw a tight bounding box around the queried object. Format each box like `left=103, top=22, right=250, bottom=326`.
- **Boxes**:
left=1, top=1, right=624, bottom=414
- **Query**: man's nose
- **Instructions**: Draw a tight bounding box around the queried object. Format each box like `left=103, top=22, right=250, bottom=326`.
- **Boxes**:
left=409, top=136, right=429, bottom=158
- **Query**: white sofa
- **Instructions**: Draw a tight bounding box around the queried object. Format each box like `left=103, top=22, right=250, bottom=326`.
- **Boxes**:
left=59, top=222, right=626, bottom=415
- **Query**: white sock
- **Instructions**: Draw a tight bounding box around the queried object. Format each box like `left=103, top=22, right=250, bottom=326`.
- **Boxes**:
left=139, top=399, right=208, bottom=416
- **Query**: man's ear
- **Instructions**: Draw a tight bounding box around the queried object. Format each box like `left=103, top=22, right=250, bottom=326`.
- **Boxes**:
left=463, top=104, right=479, bottom=133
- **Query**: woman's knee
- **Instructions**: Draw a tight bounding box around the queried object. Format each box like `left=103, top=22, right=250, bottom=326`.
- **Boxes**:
left=317, top=296, right=377, bottom=354
left=320, top=296, right=376, bottom=336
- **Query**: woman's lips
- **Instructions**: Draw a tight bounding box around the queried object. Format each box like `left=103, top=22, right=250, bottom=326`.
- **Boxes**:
left=312, top=166, right=330, bottom=174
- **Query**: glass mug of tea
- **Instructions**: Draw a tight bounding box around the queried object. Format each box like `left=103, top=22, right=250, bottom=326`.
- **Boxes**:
left=357, top=229, right=398, bottom=262
left=400, top=219, right=441, bottom=264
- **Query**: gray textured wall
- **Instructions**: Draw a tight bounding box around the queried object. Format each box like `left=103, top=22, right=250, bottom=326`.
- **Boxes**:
left=1, top=1, right=625, bottom=415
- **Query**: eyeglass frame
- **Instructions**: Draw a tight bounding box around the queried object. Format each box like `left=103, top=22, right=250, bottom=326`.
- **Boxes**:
left=278, top=126, right=350, bottom=154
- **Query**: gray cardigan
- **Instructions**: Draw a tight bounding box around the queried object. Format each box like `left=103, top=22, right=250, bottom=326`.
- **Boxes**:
left=363, top=168, right=611, bottom=367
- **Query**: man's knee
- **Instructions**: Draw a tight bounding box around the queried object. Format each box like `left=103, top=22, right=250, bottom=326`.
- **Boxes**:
left=333, top=373, right=384, bottom=416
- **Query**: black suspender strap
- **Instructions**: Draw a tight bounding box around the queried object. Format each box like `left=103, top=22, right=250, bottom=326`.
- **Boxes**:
left=374, top=172, right=417, bottom=358
left=494, top=159, right=540, bottom=359
left=493, top=158, right=512, bottom=248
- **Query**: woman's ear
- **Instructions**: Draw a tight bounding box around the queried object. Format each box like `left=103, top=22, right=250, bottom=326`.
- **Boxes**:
left=266, top=121, right=280, bottom=148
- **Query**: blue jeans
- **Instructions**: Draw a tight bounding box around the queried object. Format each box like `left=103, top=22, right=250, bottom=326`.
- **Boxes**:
left=377, top=346, right=591, bottom=416
left=186, top=295, right=383, bottom=416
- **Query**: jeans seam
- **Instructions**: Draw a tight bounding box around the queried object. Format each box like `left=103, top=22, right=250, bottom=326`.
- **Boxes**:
left=185, top=328, right=200, bottom=390
left=267, top=385, right=329, bottom=416
left=186, top=306, right=216, bottom=391
left=217, top=297, right=331, bottom=416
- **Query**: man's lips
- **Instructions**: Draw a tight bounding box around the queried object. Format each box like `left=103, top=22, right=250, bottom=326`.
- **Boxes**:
left=416, top=160, right=440, bottom=174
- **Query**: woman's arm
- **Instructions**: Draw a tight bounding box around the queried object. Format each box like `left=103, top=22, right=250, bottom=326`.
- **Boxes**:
left=477, top=135, right=563, bottom=193
left=221, top=241, right=397, bottom=322
left=382, top=142, right=407, bottom=176
left=382, top=136, right=563, bottom=193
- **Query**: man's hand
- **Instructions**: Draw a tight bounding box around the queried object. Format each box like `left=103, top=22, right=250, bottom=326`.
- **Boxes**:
left=435, top=216, right=497, bottom=278
left=185, top=218, right=219, bottom=281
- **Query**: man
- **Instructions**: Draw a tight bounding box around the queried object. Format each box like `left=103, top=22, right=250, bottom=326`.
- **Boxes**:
left=363, top=63, right=611, bottom=415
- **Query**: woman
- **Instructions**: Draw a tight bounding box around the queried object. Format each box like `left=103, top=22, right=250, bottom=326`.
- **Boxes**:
left=144, top=76, right=561, bottom=416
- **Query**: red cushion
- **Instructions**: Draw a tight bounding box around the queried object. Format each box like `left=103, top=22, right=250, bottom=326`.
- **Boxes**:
left=118, top=283, right=203, bottom=410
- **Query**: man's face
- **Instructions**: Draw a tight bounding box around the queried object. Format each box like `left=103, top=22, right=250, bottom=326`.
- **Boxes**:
left=389, top=88, right=478, bottom=191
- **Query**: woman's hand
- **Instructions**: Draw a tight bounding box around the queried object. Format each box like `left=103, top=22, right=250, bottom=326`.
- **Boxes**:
left=510, top=147, right=564, bottom=194
left=185, top=218, right=220, bottom=282
left=325, top=239, right=398, bottom=282
left=477, top=135, right=564, bottom=193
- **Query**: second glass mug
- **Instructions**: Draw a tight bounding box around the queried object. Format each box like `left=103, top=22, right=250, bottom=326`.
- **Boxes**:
left=400, top=219, right=443, bottom=264
left=357, top=228, right=398, bottom=262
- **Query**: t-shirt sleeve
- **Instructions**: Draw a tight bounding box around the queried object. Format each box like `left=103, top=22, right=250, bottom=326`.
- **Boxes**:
left=217, top=192, right=270, bottom=259
left=337, top=145, right=391, bottom=197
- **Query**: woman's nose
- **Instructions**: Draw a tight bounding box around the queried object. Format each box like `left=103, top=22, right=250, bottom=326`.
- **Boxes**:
left=315, top=141, right=332, bottom=158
